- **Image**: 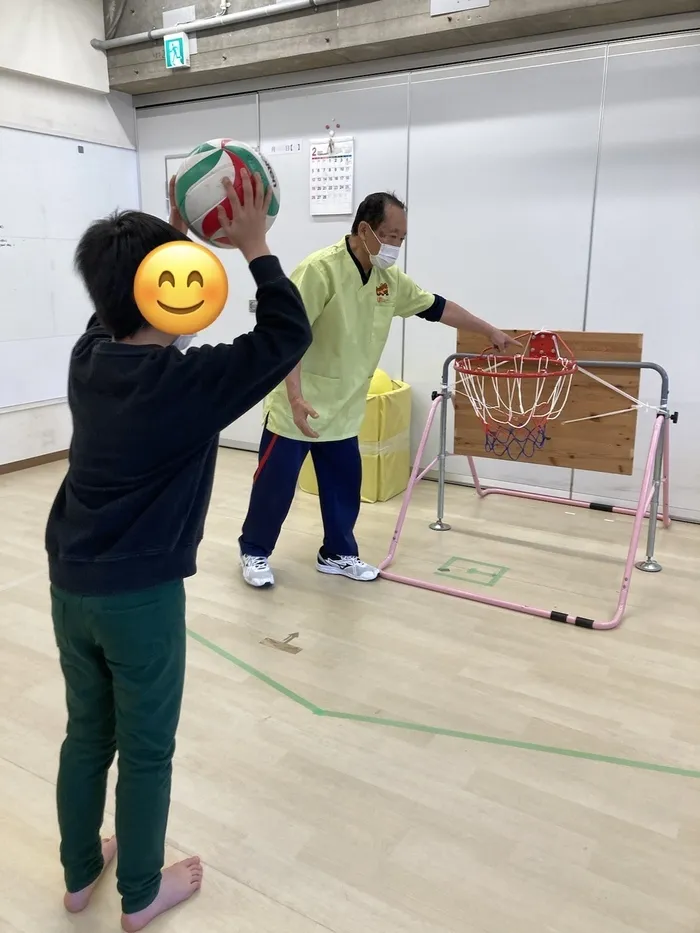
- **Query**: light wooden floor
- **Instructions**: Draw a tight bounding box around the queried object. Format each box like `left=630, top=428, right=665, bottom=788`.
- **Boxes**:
left=2, top=448, right=700, bottom=933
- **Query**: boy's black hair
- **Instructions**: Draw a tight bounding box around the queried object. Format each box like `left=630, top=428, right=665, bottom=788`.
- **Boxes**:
left=351, top=192, right=406, bottom=236
left=74, top=210, right=190, bottom=340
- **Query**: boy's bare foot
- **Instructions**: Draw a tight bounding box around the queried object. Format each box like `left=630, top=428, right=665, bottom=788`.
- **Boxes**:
left=64, top=836, right=118, bottom=913
left=121, top=857, right=203, bottom=932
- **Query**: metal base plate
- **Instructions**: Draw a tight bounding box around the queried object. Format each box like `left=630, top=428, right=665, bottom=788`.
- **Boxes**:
left=429, top=520, right=452, bottom=532
left=635, top=558, right=663, bottom=574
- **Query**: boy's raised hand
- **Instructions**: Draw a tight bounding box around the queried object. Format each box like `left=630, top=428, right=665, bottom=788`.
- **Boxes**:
left=168, top=176, right=189, bottom=235
left=217, top=169, right=272, bottom=263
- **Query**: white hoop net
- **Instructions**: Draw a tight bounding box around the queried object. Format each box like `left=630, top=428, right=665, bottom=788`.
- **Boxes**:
left=455, top=332, right=578, bottom=460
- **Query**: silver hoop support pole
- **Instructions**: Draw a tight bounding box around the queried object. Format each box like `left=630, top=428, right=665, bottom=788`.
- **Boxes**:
left=430, top=382, right=451, bottom=531
left=635, top=369, right=671, bottom=574
left=636, top=413, right=667, bottom=573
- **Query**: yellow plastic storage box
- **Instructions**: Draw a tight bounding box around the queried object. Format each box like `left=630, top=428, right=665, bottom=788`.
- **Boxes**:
left=299, top=379, right=412, bottom=504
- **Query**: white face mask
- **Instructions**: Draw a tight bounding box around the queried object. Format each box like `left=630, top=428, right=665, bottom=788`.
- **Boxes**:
left=365, top=227, right=401, bottom=271
left=173, top=334, right=196, bottom=352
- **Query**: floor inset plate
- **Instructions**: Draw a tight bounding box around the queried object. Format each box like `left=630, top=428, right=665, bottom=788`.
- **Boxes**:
left=436, top=556, right=508, bottom=587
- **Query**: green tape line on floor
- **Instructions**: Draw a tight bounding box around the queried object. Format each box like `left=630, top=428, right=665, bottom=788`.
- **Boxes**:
left=187, top=629, right=700, bottom=781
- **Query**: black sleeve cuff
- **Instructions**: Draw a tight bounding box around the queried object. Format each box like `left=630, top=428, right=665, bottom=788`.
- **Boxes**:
left=249, top=255, right=286, bottom=287
left=417, top=294, right=447, bottom=322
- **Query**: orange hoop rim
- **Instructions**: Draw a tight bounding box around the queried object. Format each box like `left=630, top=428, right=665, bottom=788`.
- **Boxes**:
left=455, top=356, right=579, bottom=379
left=454, top=330, right=579, bottom=379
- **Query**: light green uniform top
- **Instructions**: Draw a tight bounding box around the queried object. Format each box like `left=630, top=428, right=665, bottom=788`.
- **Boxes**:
left=264, top=238, right=436, bottom=442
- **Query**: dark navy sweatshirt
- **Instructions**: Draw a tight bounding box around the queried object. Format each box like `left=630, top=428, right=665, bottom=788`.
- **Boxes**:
left=45, top=255, right=311, bottom=596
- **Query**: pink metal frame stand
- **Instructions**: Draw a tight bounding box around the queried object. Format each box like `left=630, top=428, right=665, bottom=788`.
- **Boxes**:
left=380, top=355, right=673, bottom=630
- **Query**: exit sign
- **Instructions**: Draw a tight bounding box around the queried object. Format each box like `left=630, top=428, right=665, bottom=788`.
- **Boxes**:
left=431, top=0, right=490, bottom=13
left=164, top=32, right=191, bottom=69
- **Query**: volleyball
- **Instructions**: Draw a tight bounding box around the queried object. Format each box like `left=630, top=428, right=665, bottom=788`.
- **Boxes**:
left=174, top=139, right=280, bottom=248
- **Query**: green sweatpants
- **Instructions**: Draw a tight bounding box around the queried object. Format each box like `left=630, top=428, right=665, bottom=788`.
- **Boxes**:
left=50, top=580, right=186, bottom=915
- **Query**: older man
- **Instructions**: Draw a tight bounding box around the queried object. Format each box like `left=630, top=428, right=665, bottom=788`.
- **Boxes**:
left=239, top=191, right=518, bottom=588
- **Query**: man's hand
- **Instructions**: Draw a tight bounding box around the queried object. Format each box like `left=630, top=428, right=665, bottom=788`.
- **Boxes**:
left=168, top=176, right=189, bottom=235
left=216, top=169, right=272, bottom=263
left=438, top=303, right=522, bottom=353
left=290, top=396, right=320, bottom=439
left=488, top=328, right=522, bottom=353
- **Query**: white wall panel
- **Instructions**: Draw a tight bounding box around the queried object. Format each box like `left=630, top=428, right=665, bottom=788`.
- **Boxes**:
left=404, top=48, right=607, bottom=495
left=578, top=34, right=700, bottom=521
left=259, top=75, right=411, bottom=382
left=136, top=78, right=412, bottom=450
left=133, top=36, right=700, bottom=519
left=136, top=96, right=263, bottom=448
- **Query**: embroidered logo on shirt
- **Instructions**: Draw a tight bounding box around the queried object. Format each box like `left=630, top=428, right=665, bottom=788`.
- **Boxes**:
left=376, top=283, right=390, bottom=303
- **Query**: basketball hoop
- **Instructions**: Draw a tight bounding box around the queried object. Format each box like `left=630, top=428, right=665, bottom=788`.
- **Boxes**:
left=455, top=331, right=578, bottom=461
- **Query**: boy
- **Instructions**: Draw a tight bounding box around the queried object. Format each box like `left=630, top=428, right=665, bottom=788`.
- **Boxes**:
left=45, top=169, right=311, bottom=931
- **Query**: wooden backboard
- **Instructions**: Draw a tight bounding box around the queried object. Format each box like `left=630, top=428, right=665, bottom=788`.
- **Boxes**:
left=454, top=331, right=643, bottom=475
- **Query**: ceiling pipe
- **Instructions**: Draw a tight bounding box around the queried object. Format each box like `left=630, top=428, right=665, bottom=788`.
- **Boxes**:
left=92, top=0, right=345, bottom=51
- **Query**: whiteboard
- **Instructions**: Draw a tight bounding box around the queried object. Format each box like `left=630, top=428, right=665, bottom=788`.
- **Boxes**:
left=0, top=126, right=140, bottom=409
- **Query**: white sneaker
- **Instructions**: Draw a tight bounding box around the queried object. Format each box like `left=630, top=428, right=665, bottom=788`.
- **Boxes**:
left=240, top=554, right=275, bottom=588
left=316, top=552, right=380, bottom=582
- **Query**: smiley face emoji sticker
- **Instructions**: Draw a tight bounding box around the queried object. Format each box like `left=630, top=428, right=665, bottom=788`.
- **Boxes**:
left=133, top=241, right=228, bottom=335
